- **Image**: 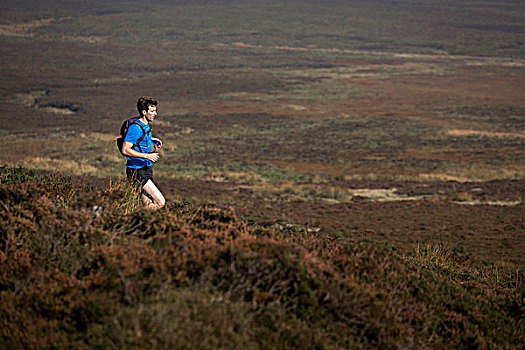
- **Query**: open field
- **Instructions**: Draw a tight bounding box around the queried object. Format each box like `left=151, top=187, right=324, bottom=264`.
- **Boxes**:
left=1, top=0, right=524, bottom=346
left=0, top=3, right=524, bottom=257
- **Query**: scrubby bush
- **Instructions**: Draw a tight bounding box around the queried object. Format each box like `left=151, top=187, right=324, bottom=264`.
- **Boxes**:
left=0, top=167, right=523, bottom=349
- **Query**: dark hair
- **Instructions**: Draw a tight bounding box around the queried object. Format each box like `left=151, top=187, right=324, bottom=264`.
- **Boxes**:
left=137, top=96, right=158, bottom=116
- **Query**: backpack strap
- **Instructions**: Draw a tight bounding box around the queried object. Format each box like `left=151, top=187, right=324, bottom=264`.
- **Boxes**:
left=128, top=120, right=147, bottom=153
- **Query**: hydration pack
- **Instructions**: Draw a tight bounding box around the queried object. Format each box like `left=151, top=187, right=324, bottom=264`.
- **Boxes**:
left=116, top=118, right=147, bottom=156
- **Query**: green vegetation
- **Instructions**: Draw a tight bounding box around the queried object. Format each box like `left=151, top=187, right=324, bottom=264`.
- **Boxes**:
left=0, top=167, right=523, bottom=348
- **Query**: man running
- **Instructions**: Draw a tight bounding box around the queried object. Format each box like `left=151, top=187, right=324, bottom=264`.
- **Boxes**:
left=122, top=96, right=166, bottom=210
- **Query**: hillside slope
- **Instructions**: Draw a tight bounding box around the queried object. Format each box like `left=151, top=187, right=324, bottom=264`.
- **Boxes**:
left=0, top=167, right=523, bottom=349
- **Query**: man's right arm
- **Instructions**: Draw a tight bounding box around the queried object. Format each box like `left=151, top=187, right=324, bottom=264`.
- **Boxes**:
left=122, top=141, right=159, bottom=163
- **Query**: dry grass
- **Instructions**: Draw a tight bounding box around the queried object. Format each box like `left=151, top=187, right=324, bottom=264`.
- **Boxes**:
left=219, top=92, right=273, bottom=101
left=283, top=104, right=309, bottom=111
left=61, top=35, right=105, bottom=44
left=233, top=180, right=429, bottom=204
left=225, top=42, right=525, bottom=65
left=453, top=199, right=522, bottom=207
left=417, top=173, right=480, bottom=182
left=0, top=131, right=123, bottom=179
left=445, top=165, right=524, bottom=181
left=349, top=188, right=427, bottom=202
left=80, top=132, right=118, bottom=142
left=22, top=157, right=99, bottom=175
left=420, top=172, right=523, bottom=182
left=103, top=178, right=144, bottom=213
left=0, top=18, right=54, bottom=37
left=447, top=129, right=525, bottom=139
left=204, top=171, right=263, bottom=183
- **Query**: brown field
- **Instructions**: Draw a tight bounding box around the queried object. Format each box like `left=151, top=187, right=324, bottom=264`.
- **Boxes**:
left=1, top=2, right=525, bottom=347
left=1, top=0, right=524, bottom=266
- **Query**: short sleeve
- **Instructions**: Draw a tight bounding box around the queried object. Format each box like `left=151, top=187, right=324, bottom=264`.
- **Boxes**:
left=124, top=123, right=143, bottom=144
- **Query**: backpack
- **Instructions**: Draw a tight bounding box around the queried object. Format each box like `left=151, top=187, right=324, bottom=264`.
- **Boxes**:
left=116, top=118, right=147, bottom=156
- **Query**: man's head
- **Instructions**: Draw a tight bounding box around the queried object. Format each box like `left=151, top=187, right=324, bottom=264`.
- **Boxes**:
left=137, top=96, right=158, bottom=121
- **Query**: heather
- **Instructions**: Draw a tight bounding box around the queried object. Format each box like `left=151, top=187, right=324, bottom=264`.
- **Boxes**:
left=0, top=167, right=523, bottom=349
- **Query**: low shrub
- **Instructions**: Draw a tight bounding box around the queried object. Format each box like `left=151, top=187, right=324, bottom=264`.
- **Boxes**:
left=0, top=167, right=523, bottom=348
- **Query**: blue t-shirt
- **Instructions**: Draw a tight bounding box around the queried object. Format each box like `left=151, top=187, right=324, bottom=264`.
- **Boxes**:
left=124, top=119, right=152, bottom=169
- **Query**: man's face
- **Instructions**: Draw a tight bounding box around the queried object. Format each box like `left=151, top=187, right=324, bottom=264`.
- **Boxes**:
left=143, top=105, right=157, bottom=122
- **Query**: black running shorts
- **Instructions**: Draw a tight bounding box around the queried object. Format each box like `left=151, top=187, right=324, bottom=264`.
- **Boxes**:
left=126, top=166, right=153, bottom=187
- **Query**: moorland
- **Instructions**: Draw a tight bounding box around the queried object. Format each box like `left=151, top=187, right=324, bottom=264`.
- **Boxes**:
left=0, top=0, right=524, bottom=347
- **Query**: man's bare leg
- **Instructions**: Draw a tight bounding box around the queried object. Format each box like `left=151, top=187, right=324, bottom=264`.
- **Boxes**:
left=142, top=179, right=166, bottom=210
